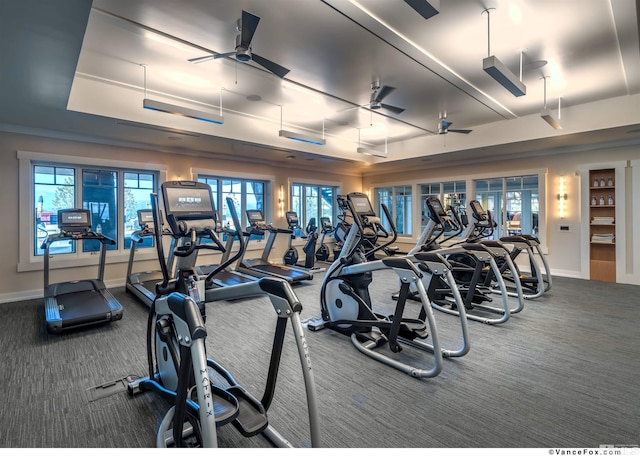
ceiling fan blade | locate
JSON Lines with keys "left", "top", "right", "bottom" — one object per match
{"left": 449, "top": 129, "right": 473, "bottom": 134}
{"left": 404, "top": 0, "right": 439, "bottom": 20}
{"left": 374, "top": 85, "right": 395, "bottom": 102}
{"left": 213, "top": 51, "right": 237, "bottom": 60}
{"left": 380, "top": 103, "right": 405, "bottom": 114}
{"left": 240, "top": 10, "right": 260, "bottom": 48}
{"left": 251, "top": 53, "right": 290, "bottom": 78}
{"left": 188, "top": 54, "right": 216, "bottom": 63}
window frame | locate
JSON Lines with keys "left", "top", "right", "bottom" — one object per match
{"left": 373, "top": 184, "right": 413, "bottom": 237}
{"left": 289, "top": 181, "right": 340, "bottom": 235}
{"left": 18, "top": 150, "right": 166, "bottom": 272}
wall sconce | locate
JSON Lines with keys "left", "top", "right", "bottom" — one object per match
{"left": 278, "top": 185, "right": 284, "bottom": 218}
{"left": 557, "top": 175, "right": 568, "bottom": 219}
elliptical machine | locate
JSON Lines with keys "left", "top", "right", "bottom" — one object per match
{"left": 313, "top": 192, "right": 469, "bottom": 379}
{"left": 460, "top": 200, "right": 552, "bottom": 299}
{"left": 128, "top": 181, "right": 321, "bottom": 448}
{"left": 402, "top": 197, "right": 521, "bottom": 325}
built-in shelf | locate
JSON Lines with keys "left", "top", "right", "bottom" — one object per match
{"left": 589, "top": 169, "right": 616, "bottom": 282}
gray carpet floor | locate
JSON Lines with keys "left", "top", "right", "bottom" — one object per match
{"left": 0, "top": 270, "right": 638, "bottom": 449}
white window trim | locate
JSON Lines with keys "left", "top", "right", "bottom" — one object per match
{"left": 288, "top": 178, "right": 341, "bottom": 240}
{"left": 17, "top": 150, "right": 167, "bottom": 272}
{"left": 191, "top": 167, "right": 276, "bottom": 254}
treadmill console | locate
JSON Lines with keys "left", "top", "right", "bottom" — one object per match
{"left": 58, "top": 209, "right": 92, "bottom": 235}
{"left": 137, "top": 209, "right": 155, "bottom": 230}
{"left": 246, "top": 209, "right": 267, "bottom": 230}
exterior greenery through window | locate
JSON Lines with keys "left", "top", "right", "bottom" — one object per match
{"left": 290, "top": 183, "right": 337, "bottom": 232}
{"left": 374, "top": 185, "right": 412, "bottom": 236}
{"left": 33, "top": 164, "right": 157, "bottom": 256}
{"left": 197, "top": 176, "right": 268, "bottom": 229}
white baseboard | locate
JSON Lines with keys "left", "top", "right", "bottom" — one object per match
{"left": 0, "top": 278, "right": 126, "bottom": 304}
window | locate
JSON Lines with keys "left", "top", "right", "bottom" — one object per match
{"left": 19, "top": 151, "right": 166, "bottom": 272}
{"left": 33, "top": 164, "right": 157, "bottom": 256}
{"left": 374, "top": 185, "right": 412, "bottom": 236}
{"left": 34, "top": 165, "right": 76, "bottom": 256}
{"left": 419, "top": 181, "right": 466, "bottom": 233}
{"left": 198, "top": 176, "right": 268, "bottom": 229}
{"left": 124, "top": 172, "right": 156, "bottom": 250}
{"left": 475, "top": 175, "right": 539, "bottom": 238}
{"left": 290, "top": 183, "right": 338, "bottom": 232}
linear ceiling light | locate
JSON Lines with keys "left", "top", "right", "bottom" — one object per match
{"left": 278, "top": 129, "right": 326, "bottom": 146}
{"left": 483, "top": 56, "right": 526, "bottom": 97}
{"left": 357, "top": 147, "right": 387, "bottom": 158}
{"left": 540, "top": 76, "right": 563, "bottom": 130}
{"left": 356, "top": 129, "right": 387, "bottom": 158}
{"left": 143, "top": 98, "right": 224, "bottom": 124}
{"left": 482, "top": 9, "right": 526, "bottom": 97}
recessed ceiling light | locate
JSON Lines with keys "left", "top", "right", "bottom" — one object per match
{"left": 246, "top": 94, "right": 262, "bottom": 102}
{"left": 286, "top": 155, "right": 296, "bottom": 159}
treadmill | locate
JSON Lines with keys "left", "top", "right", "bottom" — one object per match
{"left": 237, "top": 210, "right": 313, "bottom": 284}
{"left": 126, "top": 209, "right": 175, "bottom": 308}
{"left": 196, "top": 225, "right": 257, "bottom": 288}
{"left": 42, "top": 209, "right": 124, "bottom": 334}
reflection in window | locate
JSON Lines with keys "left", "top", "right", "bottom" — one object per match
{"left": 374, "top": 186, "right": 412, "bottom": 236}
{"left": 34, "top": 166, "right": 76, "bottom": 256}
{"left": 475, "top": 175, "right": 538, "bottom": 239}
{"left": 291, "top": 183, "right": 338, "bottom": 231}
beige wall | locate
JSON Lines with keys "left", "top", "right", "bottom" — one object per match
{"left": 1, "top": 129, "right": 638, "bottom": 303}
{"left": 362, "top": 144, "right": 639, "bottom": 284}
{"left": 0, "top": 131, "right": 362, "bottom": 301}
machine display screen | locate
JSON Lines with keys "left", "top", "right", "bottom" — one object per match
{"left": 138, "top": 209, "right": 154, "bottom": 229}
{"left": 58, "top": 209, "right": 91, "bottom": 228}
{"left": 470, "top": 200, "right": 487, "bottom": 219}
{"left": 349, "top": 194, "right": 374, "bottom": 215}
{"left": 427, "top": 198, "right": 446, "bottom": 217}
{"left": 247, "top": 210, "right": 264, "bottom": 222}
{"left": 164, "top": 186, "right": 215, "bottom": 218}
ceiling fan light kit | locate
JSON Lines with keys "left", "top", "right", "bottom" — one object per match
{"left": 279, "top": 129, "right": 326, "bottom": 146}
{"left": 143, "top": 98, "right": 224, "bottom": 124}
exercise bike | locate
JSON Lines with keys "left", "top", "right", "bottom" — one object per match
{"left": 127, "top": 181, "right": 321, "bottom": 448}
{"left": 284, "top": 213, "right": 323, "bottom": 271}
{"left": 315, "top": 217, "right": 333, "bottom": 262}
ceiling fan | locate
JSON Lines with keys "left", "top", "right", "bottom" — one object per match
{"left": 438, "top": 113, "right": 472, "bottom": 135}
{"left": 188, "top": 10, "right": 290, "bottom": 79}
{"left": 368, "top": 81, "right": 405, "bottom": 114}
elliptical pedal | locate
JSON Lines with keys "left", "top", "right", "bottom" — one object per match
{"left": 227, "top": 386, "right": 269, "bottom": 437}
